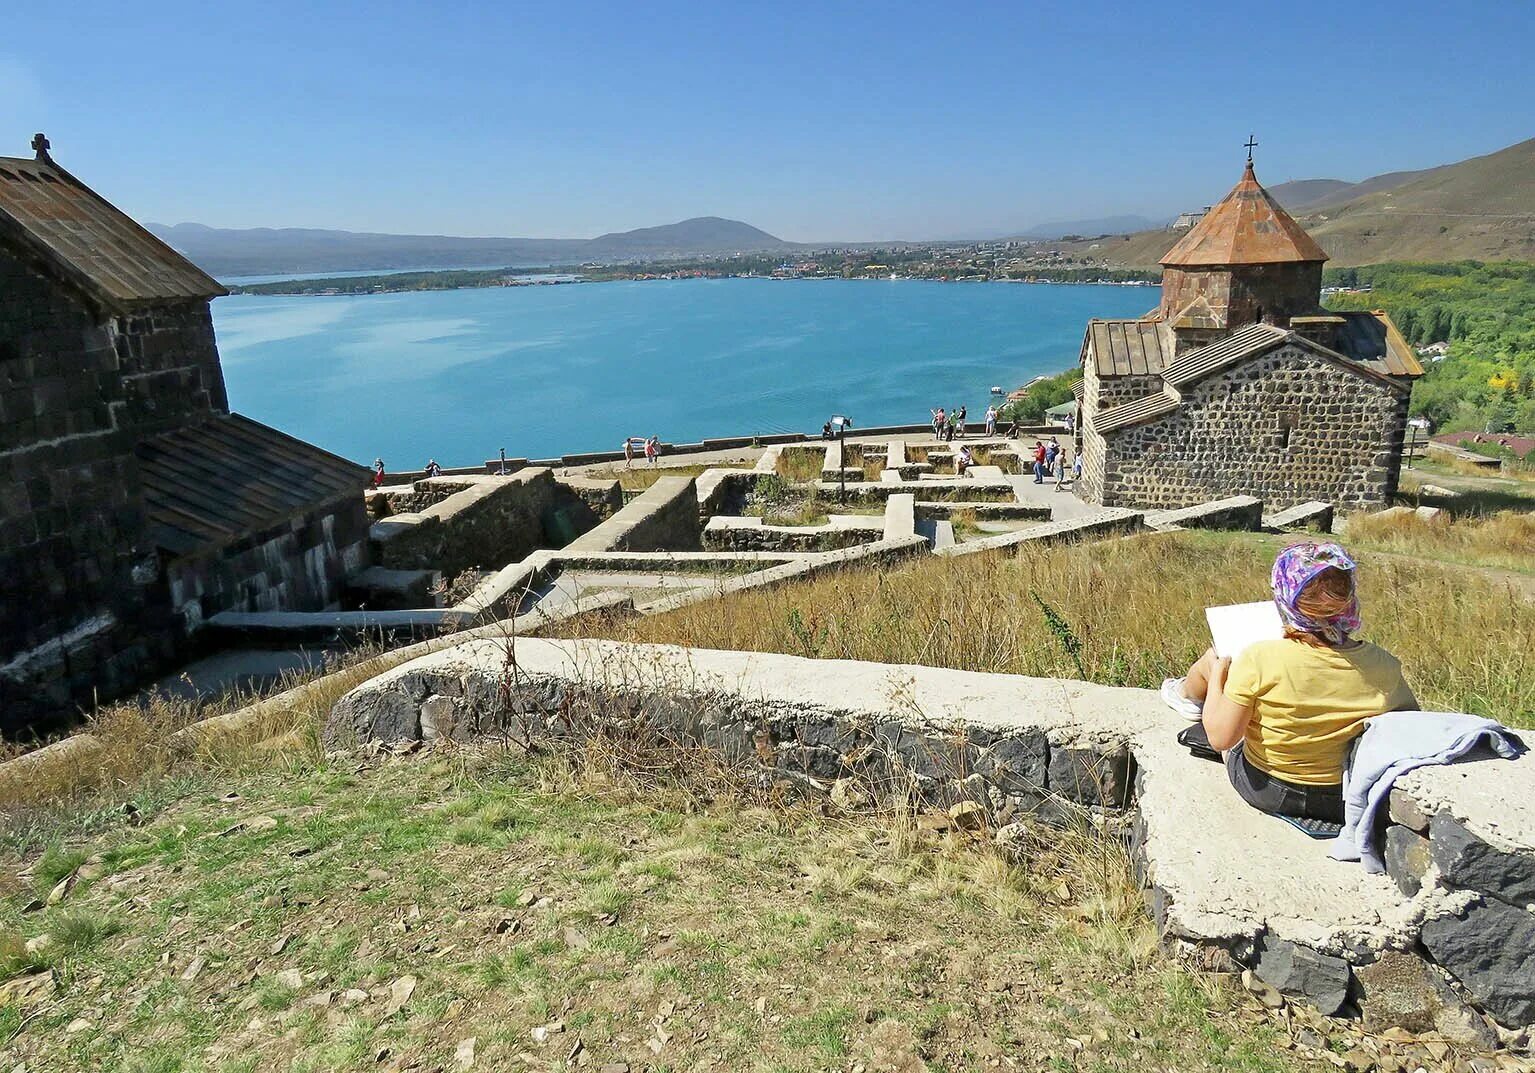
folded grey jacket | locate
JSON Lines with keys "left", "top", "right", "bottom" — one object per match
{"left": 1330, "top": 710, "right": 1524, "bottom": 873}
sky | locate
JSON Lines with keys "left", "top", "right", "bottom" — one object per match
{"left": 3, "top": 1, "right": 1532, "bottom": 242}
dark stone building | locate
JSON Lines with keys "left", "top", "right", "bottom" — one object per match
{"left": 0, "top": 135, "right": 369, "bottom": 733}
{"left": 1076, "top": 159, "right": 1424, "bottom": 511}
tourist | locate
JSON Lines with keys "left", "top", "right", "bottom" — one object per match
{"left": 623, "top": 438, "right": 635, "bottom": 468}
{"left": 955, "top": 405, "right": 967, "bottom": 439}
{"left": 424, "top": 458, "right": 442, "bottom": 479}
{"left": 932, "top": 407, "right": 945, "bottom": 438}
{"left": 956, "top": 443, "right": 973, "bottom": 477}
{"left": 822, "top": 421, "right": 834, "bottom": 441}
{"left": 1072, "top": 453, "right": 1083, "bottom": 484}
{"left": 1031, "top": 441, "right": 1046, "bottom": 483}
{"left": 1164, "top": 543, "right": 1419, "bottom": 823}
{"left": 1053, "top": 449, "right": 1066, "bottom": 490}
{"left": 984, "top": 404, "right": 998, "bottom": 437}
{"left": 645, "top": 436, "right": 659, "bottom": 465}
{"left": 371, "top": 458, "right": 386, "bottom": 489}
{"left": 947, "top": 410, "right": 961, "bottom": 442}
{"left": 1045, "top": 438, "right": 1059, "bottom": 470}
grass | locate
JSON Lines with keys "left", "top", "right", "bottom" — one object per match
{"left": 548, "top": 528, "right": 1535, "bottom": 728}
{"left": 774, "top": 446, "right": 827, "bottom": 483}
{"left": 0, "top": 746, "right": 1312, "bottom": 1072}
{"left": 1345, "top": 509, "right": 1535, "bottom": 575}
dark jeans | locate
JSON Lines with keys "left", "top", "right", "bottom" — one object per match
{"left": 1225, "top": 743, "right": 1344, "bottom": 823}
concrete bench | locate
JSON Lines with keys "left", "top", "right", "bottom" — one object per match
{"left": 1264, "top": 501, "right": 1335, "bottom": 533}
{"left": 1144, "top": 495, "right": 1264, "bottom": 532}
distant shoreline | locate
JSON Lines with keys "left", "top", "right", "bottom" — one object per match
{"left": 225, "top": 270, "right": 1158, "bottom": 298}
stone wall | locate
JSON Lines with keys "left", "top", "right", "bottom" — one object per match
{"left": 108, "top": 303, "right": 228, "bottom": 434}
{"left": 1095, "top": 345, "right": 1409, "bottom": 511}
{"left": 166, "top": 491, "right": 370, "bottom": 632}
{"left": 0, "top": 250, "right": 168, "bottom": 730}
{"left": 372, "top": 469, "right": 566, "bottom": 575}
{"left": 1159, "top": 262, "right": 1323, "bottom": 345}
{"left": 565, "top": 477, "right": 703, "bottom": 553}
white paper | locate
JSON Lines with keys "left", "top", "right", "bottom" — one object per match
{"left": 1205, "top": 601, "right": 1284, "bottom": 660}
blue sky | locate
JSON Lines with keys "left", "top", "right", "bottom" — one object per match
{"left": 3, "top": 1, "right": 1531, "bottom": 241}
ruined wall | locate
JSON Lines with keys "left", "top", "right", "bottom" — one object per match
{"left": 372, "top": 469, "right": 565, "bottom": 575}
{"left": 167, "top": 492, "right": 371, "bottom": 632}
{"left": 1097, "top": 345, "right": 1409, "bottom": 511}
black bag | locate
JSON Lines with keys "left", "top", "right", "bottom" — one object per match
{"left": 1177, "top": 721, "right": 1222, "bottom": 763}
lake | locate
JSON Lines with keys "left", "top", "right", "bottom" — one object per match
{"left": 211, "top": 278, "right": 1154, "bottom": 468}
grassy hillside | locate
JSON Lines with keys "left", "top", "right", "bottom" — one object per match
{"left": 1049, "top": 138, "right": 1535, "bottom": 268}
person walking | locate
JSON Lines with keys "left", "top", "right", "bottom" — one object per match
{"left": 1053, "top": 448, "right": 1067, "bottom": 490}
{"left": 645, "top": 436, "right": 659, "bottom": 466}
{"left": 932, "top": 407, "right": 946, "bottom": 439}
{"left": 984, "top": 404, "right": 998, "bottom": 437}
{"left": 1032, "top": 440, "right": 1046, "bottom": 483}
{"left": 955, "top": 405, "right": 967, "bottom": 439}
{"left": 424, "top": 458, "right": 442, "bottom": 479}
{"left": 371, "top": 458, "right": 386, "bottom": 489}
{"left": 947, "top": 410, "right": 960, "bottom": 442}
{"left": 1044, "top": 439, "right": 1058, "bottom": 472}
{"left": 1073, "top": 452, "right": 1083, "bottom": 485}
{"left": 623, "top": 438, "right": 636, "bottom": 469}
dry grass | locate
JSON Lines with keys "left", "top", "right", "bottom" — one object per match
{"left": 581, "top": 462, "right": 726, "bottom": 493}
{"left": 0, "top": 744, "right": 1311, "bottom": 1073}
{"left": 1345, "top": 510, "right": 1535, "bottom": 574}
{"left": 774, "top": 445, "right": 827, "bottom": 482}
{"left": 547, "top": 529, "right": 1535, "bottom": 728}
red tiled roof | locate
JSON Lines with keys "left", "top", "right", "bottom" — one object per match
{"left": 1162, "top": 162, "right": 1329, "bottom": 268}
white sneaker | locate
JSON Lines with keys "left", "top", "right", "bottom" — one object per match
{"left": 1160, "top": 677, "right": 1203, "bottom": 720}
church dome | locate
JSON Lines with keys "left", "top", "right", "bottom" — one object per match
{"left": 1161, "top": 161, "right": 1329, "bottom": 267}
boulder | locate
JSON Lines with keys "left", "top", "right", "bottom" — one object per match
{"left": 1430, "top": 812, "right": 1535, "bottom": 908}
{"left": 1252, "top": 935, "right": 1352, "bottom": 1017}
{"left": 1420, "top": 899, "right": 1535, "bottom": 1028}
{"left": 1046, "top": 744, "right": 1133, "bottom": 807}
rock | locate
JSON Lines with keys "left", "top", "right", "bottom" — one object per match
{"left": 993, "top": 823, "right": 1027, "bottom": 860}
{"left": 1252, "top": 936, "right": 1352, "bottom": 1016}
{"left": 530, "top": 1020, "right": 565, "bottom": 1044}
{"left": 454, "top": 1036, "right": 476, "bottom": 1069}
{"left": 23, "top": 934, "right": 51, "bottom": 957}
{"left": 1420, "top": 484, "right": 1458, "bottom": 499}
{"left": 180, "top": 955, "right": 207, "bottom": 982}
{"left": 1356, "top": 951, "right": 1443, "bottom": 1033}
{"left": 340, "top": 988, "right": 369, "bottom": 1006}
{"left": 274, "top": 968, "right": 304, "bottom": 990}
{"left": 1430, "top": 813, "right": 1535, "bottom": 908}
{"left": 829, "top": 778, "right": 871, "bottom": 813}
{"left": 0, "top": 971, "right": 54, "bottom": 1006}
{"left": 947, "top": 800, "right": 987, "bottom": 832}
{"left": 420, "top": 695, "right": 457, "bottom": 741}
{"left": 65, "top": 1017, "right": 92, "bottom": 1034}
{"left": 1388, "top": 790, "right": 1432, "bottom": 832}
{"left": 973, "top": 730, "right": 1049, "bottom": 797}
{"left": 1414, "top": 505, "right": 1443, "bottom": 521}
{"left": 1241, "top": 969, "right": 1285, "bottom": 1009}
{"left": 383, "top": 974, "right": 417, "bottom": 1018}
{"left": 1384, "top": 826, "right": 1432, "bottom": 898}
{"left": 1046, "top": 744, "right": 1133, "bottom": 807}
{"left": 1421, "top": 899, "right": 1535, "bottom": 1027}
{"left": 45, "top": 873, "right": 76, "bottom": 906}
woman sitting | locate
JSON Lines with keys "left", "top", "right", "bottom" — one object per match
{"left": 955, "top": 444, "right": 974, "bottom": 476}
{"left": 1170, "top": 542, "right": 1418, "bottom": 822}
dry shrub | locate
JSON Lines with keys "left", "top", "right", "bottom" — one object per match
{"left": 1344, "top": 509, "right": 1535, "bottom": 573}
{"left": 546, "top": 530, "right": 1535, "bottom": 727}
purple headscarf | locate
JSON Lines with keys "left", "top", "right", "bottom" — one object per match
{"left": 1271, "top": 541, "right": 1361, "bottom": 646}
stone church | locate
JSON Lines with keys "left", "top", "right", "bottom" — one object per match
{"left": 0, "top": 135, "right": 370, "bottom": 732}
{"left": 1074, "top": 158, "right": 1422, "bottom": 511}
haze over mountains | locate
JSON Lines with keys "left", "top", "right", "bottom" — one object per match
{"left": 150, "top": 137, "right": 1535, "bottom": 277}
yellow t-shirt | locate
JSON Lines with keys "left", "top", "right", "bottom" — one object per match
{"left": 1222, "top": 638, "right": 1416, "bottom": 786}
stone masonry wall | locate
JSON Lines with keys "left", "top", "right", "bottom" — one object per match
{"left": 167, "top": 491, "right": 371, "bottom": 633}
{"left": 108, "top": 302, "right": 227, "bottom": 435}
{"left": 1159, "top": 262, "right": 1323, "bottom": 343}
{"left": 1098, "top": 345, "right": 1409, "bottom": 511}
{"left": 373, "top": 470, "right": 563, "bottom": 576}
{"left": 0, "top": 249, "right": 168, "bottom": 730}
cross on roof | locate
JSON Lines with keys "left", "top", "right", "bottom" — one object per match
{"left": 1245, "top": 134, "right": 1258, "bottom": 164}
{"left": 31, "top": 132, "right": 52, "bottom": 163}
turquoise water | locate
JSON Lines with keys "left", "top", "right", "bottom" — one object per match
{"left": 211, "top": 278, "right": 1153, "bottom": 467}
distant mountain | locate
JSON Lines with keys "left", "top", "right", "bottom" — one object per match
{"left": 1013, "top": 214, "right": 1163, "bottom": 240}
{"left": 1044, "top": 137, "right": 1535, "bottom": 268}
{"left": 590, "top": 216, "right": 789, "bottom": 255}
{"left": 147, "top": 216, "right": 792, "bottom": 277}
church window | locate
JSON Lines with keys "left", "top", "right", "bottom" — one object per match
{"left": 1278, "top": 411, "right": 1299, "bottom": 449}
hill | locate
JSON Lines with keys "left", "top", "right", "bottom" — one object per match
{"left": 148, "top": 217, "right": 792, "bottom": 277}
{"left": 1048, "top": 137, "right": 1535, "bottom": 268}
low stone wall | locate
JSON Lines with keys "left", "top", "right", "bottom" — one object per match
{"left": 1264, "top": 500, "right": 1335, "bottom": 533}
{"left": 564, "top": 476, "right": 702, "bottom": 553}
{"left": 371, "top": 469, "right": 567, "bottom": 575}
{"left": 935, "top": 507, "right": 1145, "bottom": 557}
{"left": 325, "top": 638, "right": 1535, "bottom": 1036}
{"left": 703, "top": 516, "right": 883, "bottom": 552}
{"left": 1144, "top": 495, "right": 1263, "bottom": 532}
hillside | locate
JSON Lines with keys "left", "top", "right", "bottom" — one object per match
{"left": 148, "top": 217, "right": 791, "bottom": 276}
{"left": 1050, "top": 137, "right": 1535, "bottom": 268}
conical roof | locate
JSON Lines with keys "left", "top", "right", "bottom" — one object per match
{"left": 1161, "top": 162, "right": 1329, "bottom": 267}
